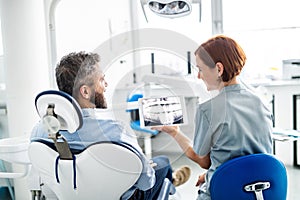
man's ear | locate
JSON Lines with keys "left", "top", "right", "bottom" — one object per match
{"left": 216, "top": 62, "right": 224, "bottom": 77}
{"left": 79, "top": 85, "right": 90, "bottom": 100}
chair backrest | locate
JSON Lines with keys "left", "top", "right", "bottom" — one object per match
{"left": 28, "top": 141, "right": 143, "bottom": 200}
{"left": 31, "top": 90, "right": 143, "bottom": 199}
{"left": 210, "top": 153, "right": 287, "bottom": 200}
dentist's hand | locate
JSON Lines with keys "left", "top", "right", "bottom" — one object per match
{"left": 151, "top": 125, "right": 179, "bottom": 137}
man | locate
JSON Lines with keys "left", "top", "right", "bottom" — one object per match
{"left": 31, "top": 51, "right": 191, "bottom": 199}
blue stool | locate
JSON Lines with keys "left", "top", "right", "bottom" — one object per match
{"left": 210, "top": 153, "right": 287, "bottom": 200}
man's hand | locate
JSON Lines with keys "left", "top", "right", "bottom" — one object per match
{"left": 195, "top": 173, "right": 206, "bottom": 187}
{"left": 149, "top": 159, "right": 157, "bottom": 168}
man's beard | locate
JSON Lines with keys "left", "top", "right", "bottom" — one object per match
{"left": 91, "top": 91, "right": 107, "bottom": 109}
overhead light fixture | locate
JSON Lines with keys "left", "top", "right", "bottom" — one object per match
{"left": 148, "top": 0, "right": 192, "bottom": 17}
{"left": 140, "top": 0, "right": 201, "bottom": 22}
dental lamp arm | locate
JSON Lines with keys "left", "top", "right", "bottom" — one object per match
{"left": 140, "top": 0, "right": 149, "bottom": 22}
{"left": 198, "top": 0, "right": 202, "bottom": 22}
{"left": 192, "top": 0, "right": 202, "bottom": 22}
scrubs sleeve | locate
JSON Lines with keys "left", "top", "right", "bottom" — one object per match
{"left": 193, "top": 105, "right": 212, "bottom": 156}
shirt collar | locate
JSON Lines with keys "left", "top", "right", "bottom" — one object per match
{"left": 220, "top": 84, "right": 244, "bottom": 94}
{"left": 81, "top": 108, "right": 96, "bottom": 118}
{"left": 81, "top": 108, "right": 116, "bottom": 120}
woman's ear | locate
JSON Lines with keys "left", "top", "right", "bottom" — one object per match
{"left": 216, "top": 62, "right": 224, "bottom": 77}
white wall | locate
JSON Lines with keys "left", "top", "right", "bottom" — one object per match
{"left": 0, "top": 0, "right": 50, "bottom": 199}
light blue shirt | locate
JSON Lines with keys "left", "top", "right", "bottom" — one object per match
{"left": 31, "top": 108, "right": 155, "bottom": 200}
{"left": 193, "top": 84, "right": 273, "bottom": 200}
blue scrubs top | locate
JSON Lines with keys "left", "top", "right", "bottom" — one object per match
{"left": 31, "top": 108, "right": 155, "bottom": 200}
{"left": 193, "top": 84, "right": 273, "bottom": 200}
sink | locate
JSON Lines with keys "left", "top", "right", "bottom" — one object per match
{"left": 0, "top": 135, "right": 30, "bottom": 164}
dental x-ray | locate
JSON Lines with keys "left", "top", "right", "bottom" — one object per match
{"left": 138, "top": 96, "right": 188, "bottom": 128}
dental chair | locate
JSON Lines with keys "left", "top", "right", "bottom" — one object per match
{"left": 29, "top": 90, "right": 175, "bottom": 200}
{"left": 209, "top": 153, "right": 288, "bottom": 200}
{"left": 126, "top": 94, "right": 159, "bottom": 158}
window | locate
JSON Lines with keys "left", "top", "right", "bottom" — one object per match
{"left": 129, "top": 0, "right": 212, "bottom": 82}
{"left": 55, "top": 0, "right": 132, "bottom": 102}
{"left": 54, "top": 0, "right": 213, "bottom": 103}
{"left": 223, "top": 0, "right": 300, "bottom": 80}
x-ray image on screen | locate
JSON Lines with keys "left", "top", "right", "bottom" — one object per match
{"left": 138, "top": 96, "right": 187, "bottom": 128}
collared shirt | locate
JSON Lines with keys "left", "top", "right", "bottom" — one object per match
{"left": 30, "top": 108, "right": 155, "bottom": 200}
{"left": 193, "top": 84, "right": 273, "bottom": 199}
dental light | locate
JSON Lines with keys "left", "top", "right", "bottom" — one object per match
{"left": 140, "top": 0, "right": 201, "bottom": 21}
{"left": 148, "top": 0, "right": 191, "bottom": 17}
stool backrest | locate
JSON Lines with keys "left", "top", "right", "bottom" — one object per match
{"left": 210, "top": 153, "right": 287, "bottom": 200}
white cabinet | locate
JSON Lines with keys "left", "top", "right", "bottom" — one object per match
{"left": 261, "top": 80, "right": 300, "bottom": 166}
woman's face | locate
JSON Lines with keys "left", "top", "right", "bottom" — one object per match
{"left": 195, "top": 55, "right": 220, "bottom": 91}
